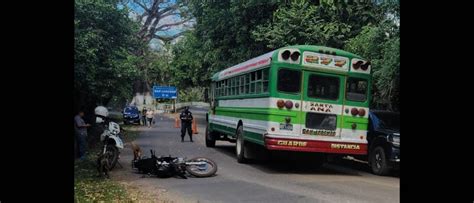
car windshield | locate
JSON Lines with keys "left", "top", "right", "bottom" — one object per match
{"left": 125, "top": 107, "right": 138, "bottom": 114}
{"left": 373, "top": 112, "right": 399, "bottom": 131}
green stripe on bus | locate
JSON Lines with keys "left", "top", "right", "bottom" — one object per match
{"left": 212, "top": 107, "right": 368, "bottom": 130}
{"left": 209, "top": 123, "right": 264, "bottom": 145}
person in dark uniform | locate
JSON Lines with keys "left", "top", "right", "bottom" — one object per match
{"left": 141, "top": 108, "right": 147, "bottom": 126}
{"left": 180, "top": 106, "right": 193, "bottom": 142}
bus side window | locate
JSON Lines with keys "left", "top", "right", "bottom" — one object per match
{"left": 240, "top": 76, "right": 244, "bottom": 94}
{"left": 245, "top": 74, "right": 250, "bottom": 94}
{"left": 277, "top": 68, "right": 301, "bottom": 93}
{"left": 263, "top": 68, "right": 269, "bottom": 93}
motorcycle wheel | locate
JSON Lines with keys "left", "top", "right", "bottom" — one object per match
{"left": 106, "top": 145, "right": 119, "bottom": 170}
{"left": 185, "top": 157, "right": 218, "bottom": 177}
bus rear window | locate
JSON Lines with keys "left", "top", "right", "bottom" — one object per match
{"left": 307, "top": 74, "right": 339, "bottom": 100}
{"left": 277, "top": 69, "right": 301, "bottom": 93}
{"left": 306, "top": 113, "right": 337, "bottom": 130}
{"left": 346, "top": 77, "right": 368, "bottom": 102}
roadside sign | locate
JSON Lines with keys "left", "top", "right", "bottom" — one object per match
{"left": 153, "top": 86, "right": 177, "bottom": 99}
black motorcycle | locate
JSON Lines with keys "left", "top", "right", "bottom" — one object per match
{"left": 132, "top": 150, "right": 217, "bottom": 178}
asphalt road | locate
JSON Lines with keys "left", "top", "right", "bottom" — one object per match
{"left": 111, "top": 107, "right": 399, "bottom": 203}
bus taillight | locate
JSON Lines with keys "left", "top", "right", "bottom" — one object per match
{"left": 351, "top": 108, "right": 359, "bottom": 116}
{"left": 358, "top": 108, "right": 366, "bottom": 117}
{"left": 277, "top": 100, "right": 285, "bottom": 108}
{"left": 285, "top": 100, "right": 293, "bottom": 109}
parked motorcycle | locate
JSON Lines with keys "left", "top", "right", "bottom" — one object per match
{"left": 95, "top": 106, "right": 124, "bottom": 170}
{"left": 132, "top": 149, "right": 217, "bottom": 178}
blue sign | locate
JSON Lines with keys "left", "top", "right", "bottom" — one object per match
{"left": 153, "top": 86, "right": 177, "bottom": 99}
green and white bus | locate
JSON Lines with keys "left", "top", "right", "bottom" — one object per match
{"left": 206, "top": 45, "right": 371, "bottom": 163}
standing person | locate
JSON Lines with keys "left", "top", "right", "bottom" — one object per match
{"left": 74, "top": 110, "right": 91, "bottom": 160}
{"left": 146, "top": 109, "right": 154, "bottom": 128}
{"left": 142, "top": 108, "right": 147, "bottom": 126}
{"left": 179, "top": 106, "right": 193, "bottom": 142}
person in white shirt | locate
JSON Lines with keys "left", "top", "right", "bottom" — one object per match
{"left": 146, "top": 109, "right": 154, "bottom": 128}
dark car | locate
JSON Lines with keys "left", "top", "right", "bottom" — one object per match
{"left": 367, "top": 110, "right": 400, "bottom": 175}
{"left": 122, "top": 106, "right": 141, "bottom": 125}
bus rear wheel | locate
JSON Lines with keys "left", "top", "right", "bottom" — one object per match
{"left": 205, "top": 125, "right": 216, "bottom": 148}
{"left": 236, "top": 125, "right": 248, "bottom": 163}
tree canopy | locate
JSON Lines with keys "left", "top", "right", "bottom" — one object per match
{"left": 74, "top": 0, "right": 400, "bottom": 111}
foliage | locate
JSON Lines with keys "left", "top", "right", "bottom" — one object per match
{"left": 75, "top": 0, "right": 400, "bottom": 111}
{"left": 75, "top": 0, "right": 145, "bottom": 109}
{"left": 252, "top": 0, "right": 382, "bottom": 49}
{"left": 170, "top": 1, "right": 279, "bottom": 87}
{"left": 345, "top": 1, "right": 399, "bottom": 110}
{"left": 178, "top": 87, "right": 206, "bottom": 102}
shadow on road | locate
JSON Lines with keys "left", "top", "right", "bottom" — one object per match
{"left": 213, "top": 145, "right": 365, "bottom": 176}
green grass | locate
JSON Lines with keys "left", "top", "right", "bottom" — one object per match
{"left": 74, "top": 150, "right": 133, "bottom": 202}
{"left": 74, "top": 126, "right": 147, "bottom": 202}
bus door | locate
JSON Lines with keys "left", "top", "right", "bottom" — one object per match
{"left": 340, "top": 75, "right": 371, "bottom": 141}
{"left": 301, "top": 70, "right": 345, "bottom": 139}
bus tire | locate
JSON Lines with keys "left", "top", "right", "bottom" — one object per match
{"left": 236, "top": 125, "right": 248, "bottom": 163}
{"left": 205, "top": 125, "right": 216, "bottom": 148}
{"left": 370, "top": 146, "right": 391, "bottom": 176}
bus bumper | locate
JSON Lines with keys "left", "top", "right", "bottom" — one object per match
{"left": 264, "top": 136, "right": 367, "bottom": 155}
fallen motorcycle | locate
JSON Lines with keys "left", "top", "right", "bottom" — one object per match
{"left": 132, "top": 149, "right": 217, "bottom": 178}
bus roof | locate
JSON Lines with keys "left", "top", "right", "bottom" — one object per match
{"left": 212, "top": 45, "right": 365, "bottom": 81}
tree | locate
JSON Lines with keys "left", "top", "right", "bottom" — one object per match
{"left": 169, "top": 1, "right": 278, "bottom": 89}
{"left": 126, "top": 0, "right": 193, "bottom": 44}
{"left": 345, "top": 1, "right": 399, "bottom": 111}
{"left": 252, "top": 0, "right": 382, "bottom": 49}
{"left": 75, "top": 0, "right": 144, "bottom": 111}
{"left": 119, "top": 0, "right": 193, "bottom": 96}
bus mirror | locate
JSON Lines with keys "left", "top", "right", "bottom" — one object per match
{"left": 281, "top": 50, "right": 291, "bottom": 60}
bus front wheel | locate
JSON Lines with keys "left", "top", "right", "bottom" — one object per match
{"left": 236, "top": 125, "right": 248, "bottom": 163}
